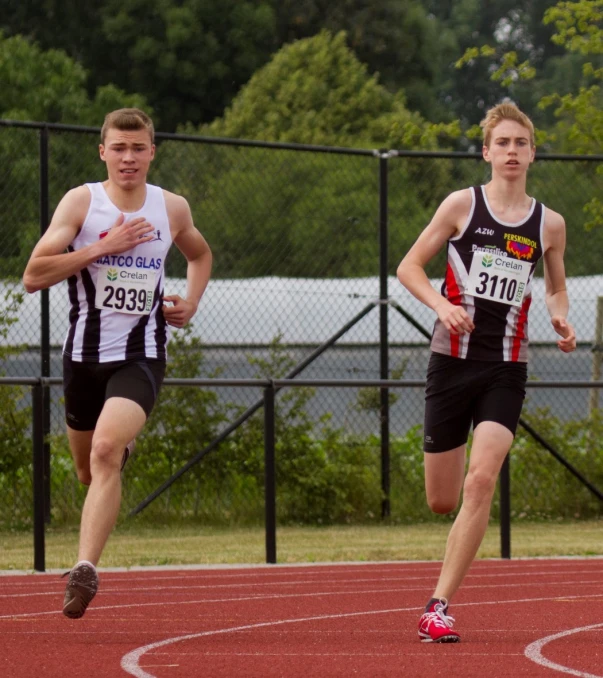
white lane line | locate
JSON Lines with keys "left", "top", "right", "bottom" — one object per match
{"left": 2, "top": 586, "right": 603, "bottom": 621}
{"left": 0, "top": 628, "right": 578, "bottom": 637}
{"left": 0, "top": 588, "right": 423, "bottom": 619}
{"left": 1, "top": 558, "right": 601, "bottom": 587}
{"left": 1, "top": 570, "right": 603, "bottom": 601}
{"left": 524, "top": 624, "right": 603, "bottom": 678}
{"left": 120, "top": 595, "right": 603, "bottom": 678}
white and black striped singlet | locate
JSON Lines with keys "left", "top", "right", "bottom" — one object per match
{"left": 63, "top": 182, "right": 173, "bottom": 363}
{"left": 431, "top": 185, "right": 545, "bottom": 362}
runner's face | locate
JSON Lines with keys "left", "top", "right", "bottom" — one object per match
{"left": 483, "top": 120, "right": 535, "bottom": 179}
{"left": 99, "top": 128, "right": 155, "bottom": 189}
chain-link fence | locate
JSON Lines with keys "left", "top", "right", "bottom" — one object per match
{"left": 1, "top": 120, "right": 602, "bottom": 538}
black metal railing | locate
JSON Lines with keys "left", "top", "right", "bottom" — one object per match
{"left": 4, "top": 376, "right": 603, "bottom": 572}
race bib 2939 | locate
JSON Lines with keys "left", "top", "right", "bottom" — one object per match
{"left": 94, "top": 265, "right": 155, "bottom": 315}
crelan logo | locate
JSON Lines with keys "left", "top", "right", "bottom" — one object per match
{"left": 106, "top": 268, "right": 118, "bottom": 281}
{"left": 481, "top": 254, "right": 493, "bottom": 268}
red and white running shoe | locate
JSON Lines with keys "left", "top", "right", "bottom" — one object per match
{"left": 418, "top": 598, "right": 460, "bottom": 643}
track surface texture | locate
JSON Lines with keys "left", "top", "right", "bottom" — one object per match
{"left": 1, "top": 558, "right": 602, "bottom": 677}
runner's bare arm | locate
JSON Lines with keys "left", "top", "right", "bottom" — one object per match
{"left": 542, "top": 208, "right": 576, "bottom": 353}
{"left": 397, "top": 189, "right": 475, "bottom": 335}
{"left": 163, "top": 193, "right": 212, "bottom": 328}
{"left": 23, "top": 186, "right": 155, "bottom": 293}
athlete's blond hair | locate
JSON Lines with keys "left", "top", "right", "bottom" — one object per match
{"left": 480, "top": 103, "right": 535, "bottom": 148}
{"left": 101, "top": 108, "right": 155, "bottom": 144}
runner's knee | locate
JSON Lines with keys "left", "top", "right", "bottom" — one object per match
{"left": 427, "top": 493, "right": 459, "bottom": 515}
{"left": 463, "top": 468, "right": 497, "bottom": 506}
{"left": 90, "top": 437, "right": 123, "bottom": 471}
{"left": 74, "top": 466, "right": 92, "bottom": 486}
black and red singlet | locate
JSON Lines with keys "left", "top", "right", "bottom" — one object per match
{"left": 431, "top": 185, "right": 544, "bottom": 362}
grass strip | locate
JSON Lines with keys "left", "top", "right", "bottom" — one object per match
{"left": 0, "top": 520, "right": 601, "bottom": 571}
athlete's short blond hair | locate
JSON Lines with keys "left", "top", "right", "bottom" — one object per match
{"left": 100, "top": 108, "right": 155, "bottom": 145}
{"left": 480, "top": 103, "right": 535, "bottom": 148}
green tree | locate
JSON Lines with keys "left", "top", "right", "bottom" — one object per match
{"left": 456, "top": 0, "right": 602, "bottom": 234}
{"left": 541, "top": 0, "right": 603, "bottom": 230}
{"left": 0, "top": 1, "right": 103, "bottom": 65}
{"left": 539, "top": 0, "right": 603, "bottom": 154}
{"left": 205, "top": 30, "right": 392, "bottom": 145}
{"left": 0, "top": 32, "right": 147, "bottom": 124}
{"left": 0, "top": 32, "right": 147, "bottom": 272}
{"left": 456, "top": 1, "right": 601, "bottom": 150}
{"left": 95, "top": 0, "right": 276, "bottom": 131}
{"left": 428, "top": 0, "right": 569, "bottom": 130}
{"left": 204, "top": 30, "right": 459, "bottom": 148}
{"left": 272, "top": 0, "right": 451, "bottom": 118}
{"left": 0, "top": 0, "right": 277, "bottom": 131}
{"left": 0, "top": 0, "right": 456, "bottom": 130}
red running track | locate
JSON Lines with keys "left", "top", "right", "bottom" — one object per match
{"left": 0, "top": 558, "right": 602, "bottom": 677}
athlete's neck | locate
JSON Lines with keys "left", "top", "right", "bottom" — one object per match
{"left": 484, "top": 180, "right": 531, "bottom": 218}
{"left": 102, "top": 181, "right": 147, "bottom": 213}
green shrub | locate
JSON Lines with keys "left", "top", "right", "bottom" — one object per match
{"left": 5, "top": 329, "right": 603, "bottom": 529}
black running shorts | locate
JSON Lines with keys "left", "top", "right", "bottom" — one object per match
{"left": 63, "top": 356, "right": 166, "bottom": 431}
{"left": 423, "top": 352, "right": 527, "bottom": 453}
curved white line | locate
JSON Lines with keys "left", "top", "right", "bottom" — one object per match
{"left": 121, "top": 606, "right": 410, "bottom": 677}
{"left": 121, "top": 597, "right": 603, "bottom": 678}
{"left": 524, "top": 623, "right": 603, "bottom": 678}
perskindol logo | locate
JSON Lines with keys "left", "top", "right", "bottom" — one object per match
{"left": 482, "top": 254, "right": 493, "bottom": 267}
{"left": 504, "top": 233, "right": 537, "bottom": 260}
{"left": 107, "top": 268, "right": 118, "bottom": 281}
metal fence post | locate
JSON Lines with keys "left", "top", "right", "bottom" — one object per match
{"left": 39, "top": 126, "right": 51, "bottom": 524}
{"left": 379, "top": 151, "right": 390, "bottom": 518}
{"left": 499, "top": 454, "right": 511, "bottom": 559}
{"left": 264, "top": 382, "right": 277, "bottom": 564}
{"left": 32, "top": 382, "right": 46, "bottom": 572}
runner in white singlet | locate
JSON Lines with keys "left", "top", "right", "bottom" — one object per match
{"left": 23, "top": 108, "right": 212, "bottom": 619}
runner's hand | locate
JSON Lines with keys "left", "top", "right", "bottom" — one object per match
{"left": 434, "top": 299, "right": 475, "bottom": 335}
{"left": 162, "top": 295, "right": 197, "bottom": 328}
{"left": 99, "top": 214, "right": 155, "bottom": 254}
{"left": 551, "top": 316, "right": 576, "bottom": 353}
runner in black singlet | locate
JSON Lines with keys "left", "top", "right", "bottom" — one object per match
{"left": 397, "top": 103, "right": 576, "bottom": 643}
